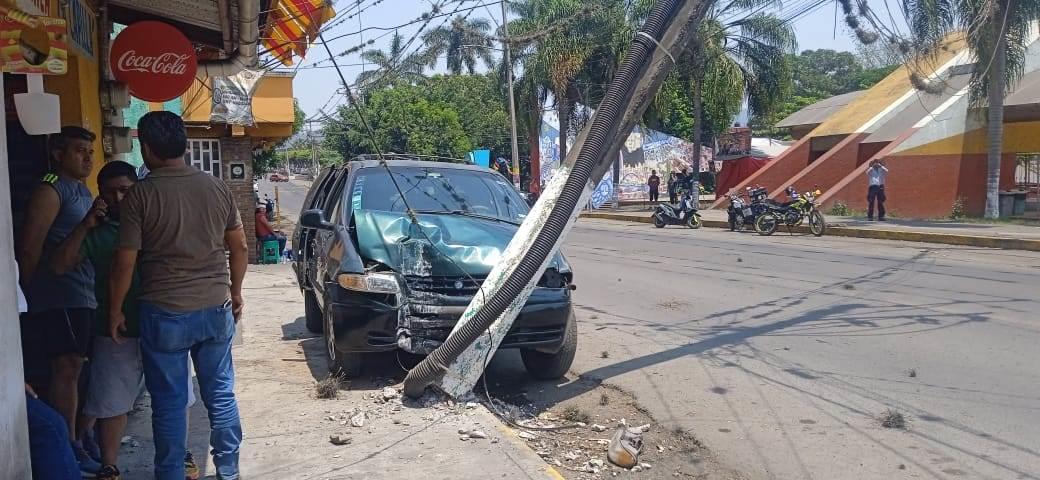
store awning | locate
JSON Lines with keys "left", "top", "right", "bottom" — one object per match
{"left": 263, "top": 0, "right": 336, "bottom": 66}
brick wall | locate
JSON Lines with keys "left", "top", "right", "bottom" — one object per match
{"left": 821, "top": 153, "right": 1018, "bottom": 218}
{"left": 770, "top": 133, "right": 869, "bottom": 200}
{"left": 218, "top": 137, "right": 258, "bottom": 263}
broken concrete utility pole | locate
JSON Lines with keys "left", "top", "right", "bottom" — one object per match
{"left": 403, "top": 0, "right": 709, "bottom": 399}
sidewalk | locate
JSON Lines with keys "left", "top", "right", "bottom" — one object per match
{"left": 583, "top": 206, "right": 1040, "bottom": 251}
{"left": 118, "top": 264, "right": 561, "bottom": 479}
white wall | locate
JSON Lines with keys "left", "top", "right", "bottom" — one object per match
{"left": 0, "top": 81, "right": 32, "bottom": 479}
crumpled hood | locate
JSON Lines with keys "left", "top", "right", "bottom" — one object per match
{"left": 354, "top": 210, "right": 568, "bottom": 277}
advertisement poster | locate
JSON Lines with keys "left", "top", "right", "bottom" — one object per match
{"left": 716, "top": 126, "right": 753, "bottom": 160}
{"left": 0, "top": 15, "right": 68, "bottom": 75}
{"left": 211, "top": 68, "right": 263, "bottom": 126}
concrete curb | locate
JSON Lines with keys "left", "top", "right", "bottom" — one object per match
{"left": 581, "top": 212, "right": 1040, "bottom": 252}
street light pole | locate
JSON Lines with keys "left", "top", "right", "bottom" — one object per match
{"left": 500, "top": 1, "right": 521, "bottom": 189}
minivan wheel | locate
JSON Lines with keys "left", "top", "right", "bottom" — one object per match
{"left": 324, "top": 300, "right": 362, "bottom": 378}
{"left": 304, "top": 290, "right": 322, "bottom": 334}
{"left": 521, "top": 310, "right": 577, "bottom": 380}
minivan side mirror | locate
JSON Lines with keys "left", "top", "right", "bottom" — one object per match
{"left": 300, "top": 209, "right": 334, "bottom": 230}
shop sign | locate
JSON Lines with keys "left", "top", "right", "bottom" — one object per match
{"left": 63, "top": 0, "right": 95, "bottom": 59}
{"left": 211, "top": 68, "right": 262, "bottom": 126}
{"left": 0, "top": 15, "right": 68, "bottom": 75}
{"left": 109, "top": 21, "right": 197, "bottom": 102}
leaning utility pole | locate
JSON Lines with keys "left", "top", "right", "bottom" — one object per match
{"left": 501, "top": 1, "right": 521, "bottom": 189}
{"left": 404, "top": 0, "right": 707, "bottom": 399}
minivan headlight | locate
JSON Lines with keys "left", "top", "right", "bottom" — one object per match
{"left": 337, "top": 272, "right": 401, "bottom": 294}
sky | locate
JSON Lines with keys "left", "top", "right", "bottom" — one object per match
{"left": 285, "top": 0, "right": 886, "bottom": 119}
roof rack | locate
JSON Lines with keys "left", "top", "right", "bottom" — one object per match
{"left": 351, "top": 153, "right": 466, "bottom": 163}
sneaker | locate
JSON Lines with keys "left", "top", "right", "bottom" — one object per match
{"left": 96, "top": 464, "right": 120, "bottom": 480}
{"left": 74, "top": 444, "right": 102, "bottom": 478}
{"left": 184, "top": 451, "right": 201, "bottom": 480}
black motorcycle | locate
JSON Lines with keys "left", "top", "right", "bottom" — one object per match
{"left": 727, "top": 186, "right": 770, "bottom": 231}
{"left": 755, "top": 187, "right": 826, "bottom": 237}
{"left": 653, "top": 189, "right": 702, "bottom": 229}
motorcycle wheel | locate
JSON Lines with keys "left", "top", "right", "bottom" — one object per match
{"left": 755, "top": 213, "right": 779, "bottom": 236}
{"left": 686, "top": 214, "right": 702, "bottom": 229}
{"left": 809, "top": 210, "right": 826, "bottom": 236}
{"left": 653, "top": 214, "right": 667, "bottom": 228}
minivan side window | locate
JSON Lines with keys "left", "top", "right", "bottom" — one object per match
{"left": 310, "top": 168, "right": 341, "bottom": 217}
{"left": 303, "top": 168, "right": 333, "bottom": 214}
{"left": 323, "top": 170, "right": 349, "bottom": 223}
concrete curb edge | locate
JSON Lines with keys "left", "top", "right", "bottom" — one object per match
{"left": 580, "top": 213, "right": 1040, "bottom": 252}
{"left": 488, "top": 411, "right": 567, "bottom": 479}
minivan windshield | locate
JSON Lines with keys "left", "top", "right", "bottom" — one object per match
{"left": 349, "top": 166, "right": 529, "bottom": 224}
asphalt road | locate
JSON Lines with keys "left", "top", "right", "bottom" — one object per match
{"left": 265, "top": 175, "right": 1039, "bottom": 478}
{"left": 549, "top": 219, "right": 1040, "bottom": 480}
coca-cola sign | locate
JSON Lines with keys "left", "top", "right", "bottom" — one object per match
{"left": 110, "top": 21, "right": 197, "bottom": 102}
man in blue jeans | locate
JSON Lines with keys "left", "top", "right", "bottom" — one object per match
{"left": 109, "top": 111, "right": 249, "bottom": 480}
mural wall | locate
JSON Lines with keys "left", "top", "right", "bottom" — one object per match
{"left": 539, "top": 112, "right": 711, "bottom": 204}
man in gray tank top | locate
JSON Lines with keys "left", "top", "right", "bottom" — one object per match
{"left": 17, "top": 126, "right": 105, "bottom": 476}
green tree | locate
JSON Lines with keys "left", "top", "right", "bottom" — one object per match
{"left": 323, "top": 85, "right": 472, "bottom": 159}
{"left": 355, "top": 32, "right": 427, "bottom": 91}
{"left": 424, "top": 74, "right": 512, "bottom": 156}
{"left": 790, "top": 49, "right": 863, "bottom": 97}
{"left": 899, "top": 0, "right": 1037, "bottom": 218}
{"left": 508, "top": 0, "right": 631, "bottom": 160}
{"left": 421, "top": 16, "right": 496, "bottom": 75}
{"left": 661, "top": 2, "right": 796, "bottom": 165}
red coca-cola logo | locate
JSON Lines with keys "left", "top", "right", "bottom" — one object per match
{"left": 110, "top": 21, "right": 197, "bottom": 102}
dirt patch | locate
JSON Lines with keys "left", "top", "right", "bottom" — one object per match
{"left": 488, "top": 379, "right": 743, "bottom": 479}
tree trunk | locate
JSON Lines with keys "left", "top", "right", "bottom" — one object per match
{"left": 558, "top": 93, "right": 570, "bottom": 161}
{"left": 692, "top": 74, "right": 704, "bottom": 172}
{"left": 985, "top": 9, "right": 1007, "bottom": 219}
{"left": 528, "top": 111, "right": 541, "bottom": 193}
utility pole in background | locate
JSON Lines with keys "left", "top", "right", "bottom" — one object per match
{"left": 305, "top": 120, "right": 320, "bottom": 177}
{"left": 500, "top": 1, "right": 521, "bottom": 189}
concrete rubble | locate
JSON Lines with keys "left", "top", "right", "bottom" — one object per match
{"left": 114, "top": 264, "right": 562, "bottom": 479}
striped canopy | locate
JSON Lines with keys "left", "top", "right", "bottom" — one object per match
{"left": 263, "top": 0, "right": 335, "bottom": 66}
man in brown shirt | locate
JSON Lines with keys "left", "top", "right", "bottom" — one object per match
{"left": 109, "top": 111, "right": 248, "bottom": 480}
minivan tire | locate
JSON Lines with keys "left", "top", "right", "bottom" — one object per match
{"left": 304, "top": 290, "right": 322, "bottom": 334}
{"left": 521, "top": 310, "right": 577, "bottom": 380}
{"left": 324, "top": 298, "right": 362, "bottom": 378}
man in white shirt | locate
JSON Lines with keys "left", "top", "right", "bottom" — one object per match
{"left": 866, "top": 159, "right": 888, "bottom": 221}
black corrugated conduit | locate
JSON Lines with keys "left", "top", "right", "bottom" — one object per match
{"left": 403, "top": 0, "right": 686, "bottom": 398}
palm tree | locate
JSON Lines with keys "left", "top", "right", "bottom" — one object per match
{"left": 645, "top": 0, "right": 795, "bottom": 168}
{"left": 508, "top": 0, "right": 631, "bottom": 160}
{"left": 900, "top": 0, "right": 1036, "bottom": 218}
{"left": 355, "top": 32, "right": 426, "bottom": 91}
{"left": 421, "top": 16, "right": 496, "bottom": 75}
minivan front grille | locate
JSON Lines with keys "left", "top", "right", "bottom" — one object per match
{"left": 404, "top": 275, "right": 487, "bottom": 296}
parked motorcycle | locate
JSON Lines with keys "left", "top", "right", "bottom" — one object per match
{"left": 653, "top": 189, "right": 702, "bottom": 229}
{"left": 727, "top": 186, "right": 770, "bottom": 231}
{"left": 754, "top": 187, "right": 826, "bottom": 236}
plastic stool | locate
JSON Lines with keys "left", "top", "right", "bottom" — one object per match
{"left": 261, "top": 240, "right": 281, "bottom": 264}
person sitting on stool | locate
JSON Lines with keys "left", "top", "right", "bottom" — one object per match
{"left": 866, "top": 159, "right": 888, "bottom": 221}
{"left": 255, "top": 206, "right": 286, "bottom": 257}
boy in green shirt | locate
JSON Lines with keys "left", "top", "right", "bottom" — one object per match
{"left": 51, "top": 161, "right": 199, "bottom": 480}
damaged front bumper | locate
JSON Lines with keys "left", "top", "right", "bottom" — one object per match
{"left": 323, "top": 277, "right": 572, "bottom": 355}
